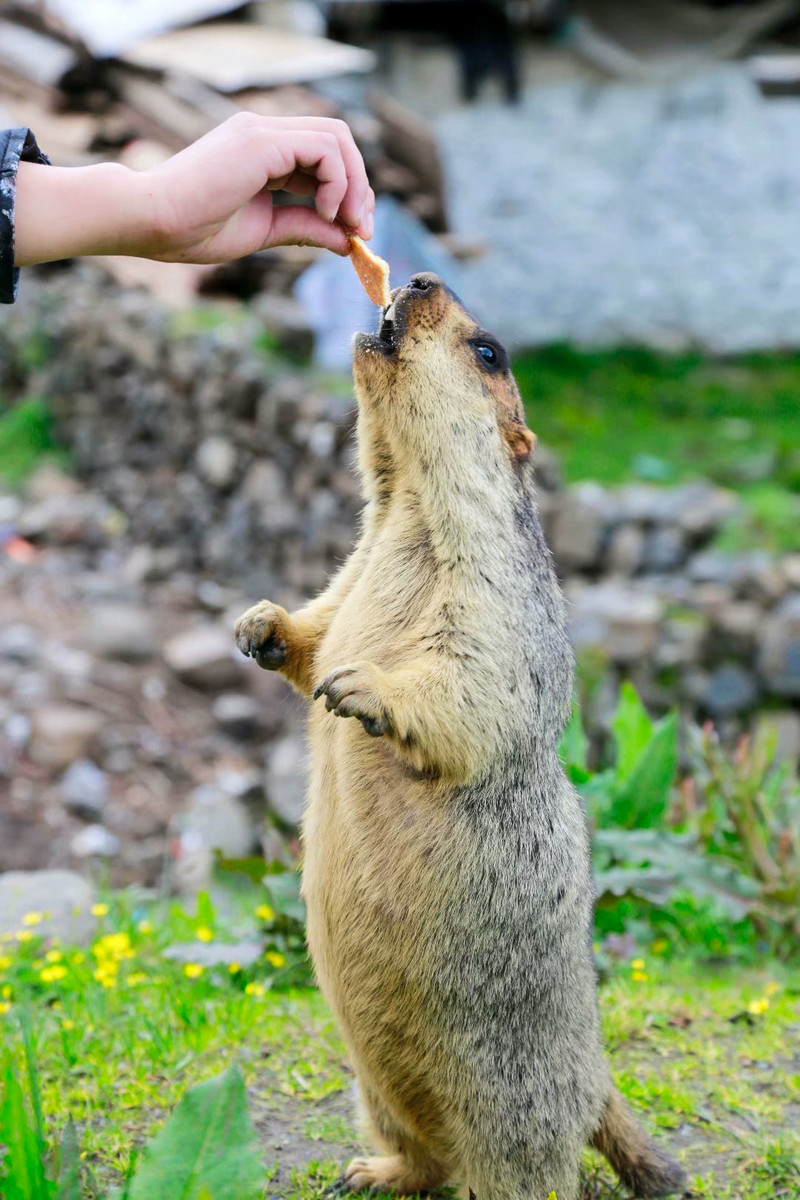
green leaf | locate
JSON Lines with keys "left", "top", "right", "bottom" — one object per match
{"left": 195, "top": 891, "right": 216, "bottom": 930}
{"left": 558, "top": 703, "right": 590, "bottom": 784}
{"left": 611, "top": 682, "right": 654, "bottom": 782}
{"left": 0, "top": 1053, "right": 51, "bottom": 1200}
{"left": 55, "top": 1119, "right": 81, "bottom": 1200}
{"left": 125, "top": 1066, "right": 262, "bottom": 1200}
{"left": 607, "top": 711, "right": 678, "bottom": 829}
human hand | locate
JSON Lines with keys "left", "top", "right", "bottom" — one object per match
{"left": 14, "top": 114, "right": 374, "bottom": 268}
{"left": 140, "top": 114, "right": 375, "bottom": 261}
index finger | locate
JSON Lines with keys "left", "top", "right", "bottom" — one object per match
{"left": 272, "top": 117, "right": 372, "bottom": 237}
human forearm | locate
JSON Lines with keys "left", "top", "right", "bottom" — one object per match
{"left": 14, "top": 161, "right": 156, "bottom": 266}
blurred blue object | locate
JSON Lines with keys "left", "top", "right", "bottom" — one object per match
{"left": 294, "top": 195, "right": 474, "bottom": 371}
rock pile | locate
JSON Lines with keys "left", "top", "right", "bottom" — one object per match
{"left": 2, "top": 270, "right": 800, "bottom": 890}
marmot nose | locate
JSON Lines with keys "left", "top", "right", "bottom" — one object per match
{"left": 409, "top": 272, "right": 441, "bottom": 293}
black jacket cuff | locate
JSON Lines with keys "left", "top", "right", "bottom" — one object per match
{"left": 0, "top": 128, "right": 51, "bottom": 305}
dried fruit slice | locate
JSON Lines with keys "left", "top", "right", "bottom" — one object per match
{"left": 349, "top": 235, "right": 391, "bottom": 307}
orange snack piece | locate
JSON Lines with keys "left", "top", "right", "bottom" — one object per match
{"left": 349, "top": 235, "right": 391, "bottom": 307}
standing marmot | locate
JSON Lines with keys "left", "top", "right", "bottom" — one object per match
{"left": 235, "top": 274, "right": 686, "bottom": 1200}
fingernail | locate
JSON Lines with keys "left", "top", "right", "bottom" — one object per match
{"left": 360, "top": 207, "right": 374, "bottom": 240}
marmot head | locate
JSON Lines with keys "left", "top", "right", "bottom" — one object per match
{"left": 352, "top": 273, "right": 535, "bottom": 480}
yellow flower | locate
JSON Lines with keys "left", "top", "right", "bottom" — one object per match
{"left": 1, "top": 986, "right": 11, "bottom": 1000}
{"left": 16, "top": 930, "right": 33, "bottom": 943}
{"left": 748, "top": 998, "right": 770, "bottom": 1016}
{"left": 183, "top": 963, "right": 204, "bottom": 980}
{"left": 245, "top": 982, "right": 264, "bottom": 997}
{"left": 0, "top": 956, "right": 12, "bottom": 971}
{"left": 40, "top": 966, "right": 68, "bottom": 984}
{"left": 651, "top": 939, "right": 669, "bottom": 955}
{"left": 631, "top": 958, "right": 646, "bottom": 971}
{"left": 632, "top": 970, "right": 649, "bottom": 983}
{"left": 195, "top": 926, "right": 214, "bottom": 943}
{"left": 61, "top": 1019, "right": 75, "bottom": 1031}
{"left": 137, "top": 921, "right": 153, "bottom": 935}
{"left": 228, "top": 963, "right": 241, "bottom": 975}
{"left": 93, "top": 932, "right": 131, "bottom": 960}
{"left": 91, "top": 904, "right": 110, "bottom": 917}
{"left": 255, "top": 904, "right": 274, "bottom": 922}
{"left": 127, "top": 973, "right": 147, "bottom": 986}
{"left": 22, "top": 912, "right": 43, "bottom": 927}
{"left": 265, "top": 951, "right": 287, "bottom": 969}
{"left": 99, "top": 977, "right": 116, "bottom": 989}
{"left": 45, "top": 950, "right": 62, "bottom": 964}
{"left": 0, "top": 1002, "right": 10, "bottom": 1016}
{"left": 71, "top": 952, "right": 85, "bottom": 966}
{"left": 764, "top": 981, "right": 780, "bottom": 997}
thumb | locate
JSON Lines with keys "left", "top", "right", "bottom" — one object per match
{"left": 266, "top": 205, "right": 351, "bottom": 255}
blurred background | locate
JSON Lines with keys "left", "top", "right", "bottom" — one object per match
{"left": 1, "top": 0, "right": 799, "bottom": 963}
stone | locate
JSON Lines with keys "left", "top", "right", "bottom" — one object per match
{"left": 265, "top": 734, "right": 308, "bottom": 829}
{"left": 217, "top": 768, "right": 265, "bottom": 810}
{"left": 195, "top": 437, "right": 238, "bottom": 490}
{"left": 0, "top": 869, "right": 97, "bottom": 942}
{"left": 642, "top": 526, "right": 686, "bottom": 573}
{"left": 688, "top": 551, "right": 736, "bottom": 586}
{"left": 59, "top": 759, "right": 109, "bottom": 820}
{"left": 162, "top": 940, "right": 263, "bottom": 968}
{"left": 70, "top": 825, "right": 120, "bottom": 858}
{"left": 83, "top": 605, "right": 156, "bottom": 661}
{"left": 569, "top": 584, "right": 662, "bottom": 664}
{"left": 163, "top": 624, "right": 243, "bottom": 691}
{"left": 702, "top": 663, "right": 759, "bottom": 717}
{"left": 253, "top": 293, "right": 315, "bottom": 360}
{"left": 179, "top": 786, "right": 256, "bottom": 859}
{"left": 30, "top": 705, "right": 103, "bottom": 770}
{"left": 667, "top": 484, "right": 739, "bottom": 540}
{"left": 755, "top": 710, "right": 800, "bottom": 765}
{"left": 735, "top": 553, "right": 787, "bottom": 606}
{"left": 780, "top": 555, "right": 800, "bottom": 591}
{"left": 606, "top": 524, "right": 644, "bottom": 575}
{"left": 759, "top": 594, "right": 800, "bottom": 698}
{"left": 712, "top": 602, "right": 761, "bottom": 660}
{"left": 551, "top": 483, "right": 611, "bottom": 571}
{"left": 0, "top": 624, "right": 37, "bottom": 663}
{"left": 212, "top": 693, "right": 261, "bottom": 740}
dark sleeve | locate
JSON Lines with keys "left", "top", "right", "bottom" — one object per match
{"left": 0, "top": 128, "right": 51, "bottom": 305}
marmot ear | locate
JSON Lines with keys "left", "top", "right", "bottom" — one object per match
{"left": 508, "top": 426, "right": 536, "bottom": 462}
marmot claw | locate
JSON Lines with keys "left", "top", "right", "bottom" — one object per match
{"left": 234, "top": 602, "right": 288, "bottom": 670}
{"left": 313, "top": 664, "right": 391, "bottom": 739}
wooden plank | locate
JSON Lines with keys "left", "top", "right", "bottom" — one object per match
{"left": 123, "top": 24, "right": 374, "bottom": 91}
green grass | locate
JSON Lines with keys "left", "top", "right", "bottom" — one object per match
{"left": 0, "top": 397, "right": 65, "bottom": 487}
{"left": 514, "top": 345, "right": 800, "bottom": 489}
{"left": 1, "top": 895, "right": 798, "bottom": 1198}
{"left": 514, "top": 345, "right": 800, "bottom": 554}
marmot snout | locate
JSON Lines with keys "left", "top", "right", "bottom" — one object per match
{"left": 235, "top": 274, "right": 686, "bottom": 1200}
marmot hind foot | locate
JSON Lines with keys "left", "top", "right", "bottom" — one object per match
{"left": 327, "top": 1153, "right": 439, "bottom": 1195}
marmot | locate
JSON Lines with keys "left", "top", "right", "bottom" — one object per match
{"left": 235, "top": 274, "right": 686, "bottom": 1200}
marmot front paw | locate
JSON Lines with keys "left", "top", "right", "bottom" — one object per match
{"left": 234, "top": 601, "right": 289, "bottom": 670}
{"left": 313, "top": 663, "right": 391, "bottom": 739}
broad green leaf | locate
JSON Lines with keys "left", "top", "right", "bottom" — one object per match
{"left": 558, "top": 702, "right": 589, "bottom": 778}
{"left": 607, "top": 711, "right": 678, "bottom": 829}
{"left": 55, "top": 1119, "right": 81, "bottom": 1200}
{"left": 611, "top": 682, "right": 654, "bottom": 782}
{"left": 125, "top": 1065, "right": 262, "bottom": 1200}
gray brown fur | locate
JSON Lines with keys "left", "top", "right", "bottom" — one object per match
{"left": 235, "top": 274, "right": 686, "bottom": 1200}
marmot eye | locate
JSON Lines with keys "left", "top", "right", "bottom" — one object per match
{"left": 475, "top": 343, "right": 497, "bottom": 366}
